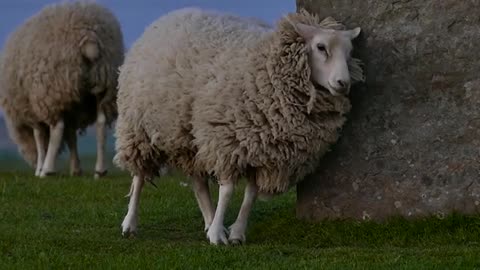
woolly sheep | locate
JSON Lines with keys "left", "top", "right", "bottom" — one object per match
{"left": 0, "top": 1, "right": 125, "bottom": 178}
{"left": 114, "top": 8, "right": 364, "bottom": 245}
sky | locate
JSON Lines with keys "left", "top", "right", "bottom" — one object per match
{"left": 0, "top": 0, "right": 296, "bottom": 49}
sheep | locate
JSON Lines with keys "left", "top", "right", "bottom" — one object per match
{"left": 114, "top": 8, "right": 364, "bottom": 245}
{"left": 0, "top": 1, "right": 125, "bottom": 178}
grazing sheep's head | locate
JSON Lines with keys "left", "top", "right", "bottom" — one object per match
{"left": 294, "top": 23, "right": 361, "bottom": 96}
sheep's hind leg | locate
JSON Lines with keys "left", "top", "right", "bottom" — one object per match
{"left": 207, "top": 181, "right": 234, "bottom": 245}
{"left": 121, "top": 175, "right": 145, "bottom": 237}
{"left": 94, "top": 110, "right": 107, "bottom": 179}
{"left": 66, "top": 128, "right": 82, "bottom": 176}
{"left": 33, "top": 127, "right": 46, "bottom": 177}
{"left": 228, "top": 177, "right": 259, "bottom": 245}
{"left": 39, "top": 120, "right": 64, "bottom": 178}
{"left": 192, "top": 176, "right": 216, "bottom": 232}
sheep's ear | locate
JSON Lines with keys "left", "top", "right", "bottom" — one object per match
{"left": 346, "top": 27, "right": 361, "bottom": 40}
{"left": 294, "top": 23, "right": 318, "bottom": 40}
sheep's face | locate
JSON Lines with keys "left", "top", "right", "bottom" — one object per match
{"left": 295, "top": 23, "right": 361, "bottom": 96}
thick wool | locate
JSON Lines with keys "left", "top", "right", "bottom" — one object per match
{"left": 0, "top": 1, "right": 125, "bottom": 166}
{"left": 114, "top": 8, "right": 364, "bottom": 194}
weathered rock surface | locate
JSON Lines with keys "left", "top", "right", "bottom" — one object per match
{"left": 296, "top": 0, "right": 480, "bottom": 220}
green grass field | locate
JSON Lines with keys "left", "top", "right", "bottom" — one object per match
{"left": 1, "top": 160, "right": 480, "bottom": 269}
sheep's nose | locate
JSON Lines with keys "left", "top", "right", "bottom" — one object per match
{"left": 337, "top": 80, "right": 347, "bottom": 88}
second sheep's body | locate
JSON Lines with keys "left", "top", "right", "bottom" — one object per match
{"left": 0, "top": 1, "right": 125, "bottom": 178}
{"left": 115, "top": 8, "right": 364, "bottom": 245}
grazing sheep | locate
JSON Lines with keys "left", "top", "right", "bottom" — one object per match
{"left": 0, "top": 1, "right": 125, "bottom": 178}
{"left": 114, "top": 8, "right": 364, "bottom": 245}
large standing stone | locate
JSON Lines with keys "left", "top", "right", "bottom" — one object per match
{"left": 296, "top": 0, "right": 480, "bottom": 220}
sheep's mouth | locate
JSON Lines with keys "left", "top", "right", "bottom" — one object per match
{"left": 312, "top": 81, "right": 338, "bottom": 96}
{"left": 311, "top": 81, "right": 349, "bottom": 97}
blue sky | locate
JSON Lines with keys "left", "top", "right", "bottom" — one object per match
{"left": 0, "top": 0, "right": 296, "bottom": 48}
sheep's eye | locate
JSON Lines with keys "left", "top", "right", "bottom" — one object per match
{"left": 317, "top": 44, "right": 327, "bottom": 53}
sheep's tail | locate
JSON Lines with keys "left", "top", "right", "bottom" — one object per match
{"left": 4, "top": 120, "right": 39, "bottom": 168}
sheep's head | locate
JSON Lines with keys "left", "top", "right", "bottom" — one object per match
{"left": 295, "top": 23, "right": 361, "bottom": 96}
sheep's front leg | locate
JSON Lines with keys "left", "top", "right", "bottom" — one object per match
{"left": 39, "top": 120, "right": 64, "bottom": 178}
{"left": 94, "top": 110, "right": 107, "bottom": 179}
{"left": 207, "top": 181, "right": 234, "bottom": 245}
{"left": 121, "top": 175, "right": 145, "bottom": 237}
{"left": 192, "top": 176, "right": 215, "bottom": 232}
{"left": 228, "top": 178, "right": 258, "bottom": 245}
{"left": 33, "top": 127, "right": 46, "bottom": 177}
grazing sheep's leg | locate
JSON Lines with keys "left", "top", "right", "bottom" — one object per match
{"left": 66, "top": 128, "right": 82, "bottom": 176}
{"left": 33, "top": 128, "right": 46, "bottom": 177}
{"left": 207, "top": 181, "right": 234, "bottom": 245}
{"left": 121, "top": 175, "right": 144, "bottom": 237}
{"left": 40, "top": 120, "right": 64, "bottom": 178}
{"left": 228, "top": 178, "right": 259, "bottom": 245}
{"left": 94, "top": 110, "right": 107, "bottom": 179}
{"left": 192, "top": 176, "right": 215, "bottom": 232}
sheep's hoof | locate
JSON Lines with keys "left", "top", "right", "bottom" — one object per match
{"left": 206, "top": 225, "right": 229, "bottom": 245}
{"left": 39, "top": 171, "right": 57, "bottom": 178}
{"left": 121, "top": 215, "right": 137, "bottom": 238}
{"left": 229, "top": 239, "right": 244, "bottom": 246}
{"left": 94, "top": 170, "right": 108, "bottom": 179}
{"left": 71, "top": 169, "right": 83, "bottom": 177}
{"left": 121, "top": 229, "right": 137, "bottom": 239}
{"left": 228, "top": 224, "right": 246, "bottom": 245}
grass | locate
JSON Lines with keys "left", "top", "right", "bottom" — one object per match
{"left": 0, "top": 164, "right": 480, "bottom": 269}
